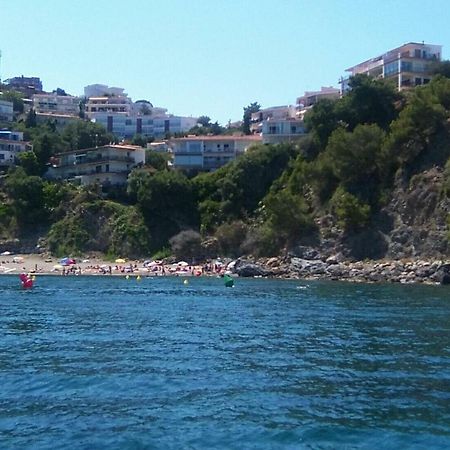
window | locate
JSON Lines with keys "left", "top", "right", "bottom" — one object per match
{"left": 401, "top": 61, "right": 413, "bottom": 72}
{"left": 401, "top": 78, "right": 411, "bottom": 87}
{"left": 95, "top": 165, "right": 102, "bottom": 173}
{"left": 189, "top": 143, "right": 201, "bottom": 153}
{"left": 0, "top": 154, "right": 4, "bottom": 160}
{"left": 385, "top": 61, "right": 398, "bottom": 76}
{"left": 106, "top": 164, "right": 110, "bottom": 172}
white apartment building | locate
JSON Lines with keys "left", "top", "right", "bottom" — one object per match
{"left": 261, "top": 118, "right": 306, "bottom": 144}
{"left": 49, "top": 144, "right": 145, "bottom": 186}
{"left": 250, "top": 105, "right": 297, "bottom": 134}
{"left": 0, "top": 99, "right": 13, "bottom": 122}
{"left": 341, "top": 42, "right": 442, "bottom": 93}
{"left": 33, "top": 93, "right": 80, "bottom": 115}
{"left": 84, "top": 84, "right": 196, "bottom": 139}
{"left": 91, "top": 113, "right": 197, "bottom": 139}
{"left": 296, "top": 87, "right": 340, "bottom": 112}
{"left": 170, "top": 135, "right": 261, "bottom": 171}
{"left": 35, "top": 112, "right": 81, "bottom": 130}
{"left": 85, "top": 96, "right": 133, "bottom": 116}
{"left": 84, "top": 84, "right": 127, "bottom": 98}
{"left": 0, "top": 131, "right": 31, "bottom": 167}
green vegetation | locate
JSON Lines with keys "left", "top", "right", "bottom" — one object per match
{"left": 1, "top": 72, "right": 450, "bottom": 258}
{"left": 242, "top": 102, "right": 260, "bottom": 135}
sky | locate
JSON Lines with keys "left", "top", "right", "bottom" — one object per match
{"left": 1, "top": 0, "right": 449, "bottom": 124}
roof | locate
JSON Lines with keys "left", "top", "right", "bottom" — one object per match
{"left": 345, "top": 42, "right": 442, "bottom": 72}
{"left": 36, "top": 112, "right": 80, "bottom": 119}
{"left": 171, "top": 135, "right": 262, "bottom": 142}
{"left": 0, "top": 138, "right": 30, "bottom": 145}
{"left": 55, "top": 144, "right": 144, "bottom": 156}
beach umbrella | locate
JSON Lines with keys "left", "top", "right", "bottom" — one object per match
{"left": 59, "top": 257, "right": 76, "bottom": 266}
{"left": 115, "top": 258, "right": 126, "bottom": 263}
{"left": 13, "top": 256, "right": 24, "bottom": 263}
{"left": 53, "top": 264, "right": 64, "bottom": 270}
{"left": 178, "top": 261, "right": 189, "bottom": 267}
{"left": 1, "top": 251, "right": 12, "bottom": 256}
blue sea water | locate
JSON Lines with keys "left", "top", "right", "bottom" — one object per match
{"left": 0, "top": 275, "right": 449, "bottom": 449}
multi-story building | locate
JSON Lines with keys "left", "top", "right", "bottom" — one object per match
{"left": 250, "top": 105, "right": 297, "bottom": 134}
{"left": 85, "top": 96, "right": 133, "bottom": 116}
{"left": 0, "top": 99, "right": 13, "bottom": 122}
{"left": 84, "top": 84, "right": 127, "bottom": 98}
{"left": 48, "top": 144, "right": 145, "bottom": 186}
{"left": 4, "top": 76, "right": 43, "bottom": 96}
{"left": 261, "top": 118, "right": 306, "bottom": 144}
{"left": 0, "top": 131, "right": 32, "bottom": 168}
{"left": 170, "top": 135, "right": 261, "bottom": 171}
{"left": 91, "top": 113, "right": 197, "bottom": 139}
{"left": 84, "top": 84, "right": 196, "bottom": 139}
{"left": 33, "top": 93, "right": 80, "bottom": 116}
{"left": 296, "top": 87, "right": 340, "bottom": 111}
{"left": 341, "top": 42, "right": 442, "bottom": 93}
{"left": 35, "top": 112, "right": 81, "bottom": 131}
{"left": 153, "top": 116, "right": 198, "bottom": 138}
{"left": 249, "top": 105, "right": 306, "bottom": 143}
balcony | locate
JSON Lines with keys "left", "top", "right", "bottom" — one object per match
{"left": 203, "top": 149, "right": 235, "bottom": 156}
{"left": 66, "top": 169, "right": 130, "bottom": 177}
{"left": 58, "top": 154, "right": 135, "bottom": 167}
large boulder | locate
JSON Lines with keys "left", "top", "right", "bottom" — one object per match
{"left": 290, "top": 257, "right": 328, "bottom": 275}
{"left": 234, "top": 260, "right": 270, "bottom": 277}
{"left": 435, "top": 263, "right": 450, "bottom": 285}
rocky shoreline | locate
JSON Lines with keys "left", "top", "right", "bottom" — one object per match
{"left": 233, "top": 257, "right": 450, "bottom": 285}
{"left": 1, "top": 249, "right": 450, "bottom": 285}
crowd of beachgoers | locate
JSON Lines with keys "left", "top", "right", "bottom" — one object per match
{"left": 0, "top": 252, "right": 230, "bottom": 278}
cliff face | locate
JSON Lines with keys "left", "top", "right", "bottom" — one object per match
{"left": 334, "top": 167, "right": 449, "bottom": 261}
{"left": 383, "top": 167, "right": 449, "bottom": 259}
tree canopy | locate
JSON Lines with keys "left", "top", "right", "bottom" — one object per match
{"left": 242, "top": 102, "right": 261, "bottom": 135}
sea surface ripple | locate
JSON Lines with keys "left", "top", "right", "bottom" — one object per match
{"left": 0, "top": 275, "right": 449, "bottom": 449}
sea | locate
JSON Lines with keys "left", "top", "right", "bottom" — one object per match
{"left": 0, "top": 275, "right": 449, "bottom": 449}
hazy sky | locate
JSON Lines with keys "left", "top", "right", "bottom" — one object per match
{"left": 1, "top": 0, "right": 448, "bottom": 124}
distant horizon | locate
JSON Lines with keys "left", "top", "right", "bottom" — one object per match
{"left": 1, "top": 0, "right": 448, "bottom": 124}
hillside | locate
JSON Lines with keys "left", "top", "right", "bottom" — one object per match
{"left": 1, "top": 73, "right": 450, "bottom": 264}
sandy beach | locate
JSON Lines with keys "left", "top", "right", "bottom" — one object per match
{"left": 0, "top": 253, "right": 223, "bottom": 277}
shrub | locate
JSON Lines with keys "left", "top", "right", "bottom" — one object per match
{"left": 330, "top": 187, "right": 371, "bottom": 231}
{"left": 215, "top": 221, "right": 248, "bottom": 257}
{"left": 169, "top": 229, "right": 202, "bottom": 262}
{"left": 240, "top": 224, "right": 281, "bottom": 257}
